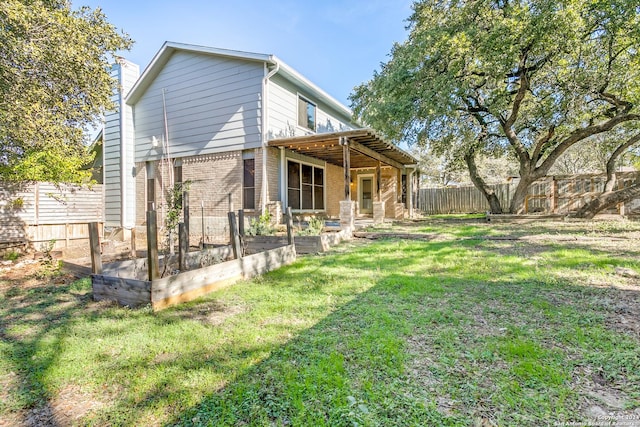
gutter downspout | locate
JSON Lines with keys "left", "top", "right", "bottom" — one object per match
{"left": 261, "top": 60, "right": 280, "bottom": 215}
{"left": 118, "top": 64, "right": 127, "bottom": 230}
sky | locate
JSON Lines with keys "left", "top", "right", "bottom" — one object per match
{"left": 71, "top": 0, "right": 413, "bottom": 107}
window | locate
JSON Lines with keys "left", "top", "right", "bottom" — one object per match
{"left": 401, "top": 174, "right": 407, "bottom": 205}
{"left": 173, "top": 160, "right": 182, "bottom": 185}
{"left": 298, "top": 96, "right": 316, "bottom": 131}
{"left": 287, "top": 160, "right": 324, "bottom": 210}
{"left": 243, "top": 158, "right": 255, "bottom": 209}
{"left": 146, "top": 162, "right": 155, "bottom": 211}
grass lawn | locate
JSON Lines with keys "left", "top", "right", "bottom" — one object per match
{"left": 1, "top": 217, "right": 639, "bottom": 426}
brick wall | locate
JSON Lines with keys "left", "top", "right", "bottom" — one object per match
{"left": 135, "top": 152, "right": 243, "bottom": 244}
{"left": 325, "top": 162, "right": 345, "bottom": 218}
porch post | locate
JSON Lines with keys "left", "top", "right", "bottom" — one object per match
{"left": 376, "top": 161, "right": 382, "bottom": 202}
{"left": 279, "top": 147, "right": 286, "bottom": 208}
{"left": 341, "top": 136, "right": 351, "bottom": 201}
{"left": 339, "top": 136, "right": 355, "bottom": 231}
{"left": 408, "top": 168, "right": 414, "bottom": 219}
{"left": 373, "top": 160, "right": 385, "bottom": 224}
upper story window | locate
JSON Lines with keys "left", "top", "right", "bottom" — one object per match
{"left": 298, "top": 96, "right": 316, "bottom": 131}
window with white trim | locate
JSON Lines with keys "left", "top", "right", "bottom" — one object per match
{"left": 287, "top": 160, "right": 324, "bottom": 210}
{"left": 298, "top": 96, "right": 316, "bottom": 131}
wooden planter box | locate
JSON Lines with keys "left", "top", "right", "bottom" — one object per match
{"left": 91, "top": 244, "right": 296, "bottom": 311}
{"left": 244, "top": 229, "right": 351, "bottom": 254}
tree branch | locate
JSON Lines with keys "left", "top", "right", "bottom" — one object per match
{"left": 538, "top": 113, "right": 640, "bottom": 175}
{"left": 604, "top": 132, "right": 640, "bottom": 192}
{"left": 531, "top": 125, "right": 556, "bottom": 164}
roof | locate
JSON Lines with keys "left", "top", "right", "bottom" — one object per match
{"left": 125, "top": 41, "right": 352, "bottom": 118}
{"left": 268, "top": 129, "right": 418, "bottom": 170}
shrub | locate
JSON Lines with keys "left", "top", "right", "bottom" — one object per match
{"left": 246, "top": 211, "right": 275, "bottom": 236}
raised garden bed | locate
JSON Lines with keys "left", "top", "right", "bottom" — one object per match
{"left": 243, "top": 228, "right": 351, "bottom": 254}
{"left": 91, "top": 244, "right": 295, "bottom": 310}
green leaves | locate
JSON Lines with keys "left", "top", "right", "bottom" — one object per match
{"left": 351, "top": 0, "right": 640, "bottom": 212}
{"left": 0, "top": 0, "right": 132, "bottom": 183}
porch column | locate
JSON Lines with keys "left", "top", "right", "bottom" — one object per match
{"left": 341, "top": 136, "right": 351, "bottom": 201}
{"left": 373, "top": 160, "right": 385, "bottom": 224}
{"left": 279, "top": 147, "right": 286, "bottom": 208}
{"left": 339, "top": 136, "right": 355, "bottom": 231}
{"left": 376, "top": 161, "right": 382, "bottom": 202}
{"left": 408, "top": 167, "right": 414, "bottom": 218}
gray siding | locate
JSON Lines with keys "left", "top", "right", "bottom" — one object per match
{"left": 104, "top": 61, "right": 139, "bottom": 227}
{"left": 266, "top": 74, "right": 355, "bottom": 140}
{"left": 133, "top": 51, "right": 264, "bottom": 162}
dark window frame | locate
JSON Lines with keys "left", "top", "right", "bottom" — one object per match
{"left": 243, "top": 158, "right": 256, "bottom": 210}
{"left": 297, "top": 95, "right": 316, "bottom": 132}
{"left": 287, "top": 160, "right": 324, "bottom": 211}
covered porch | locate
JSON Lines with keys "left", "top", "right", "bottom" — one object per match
{"left": 267, "top": 129, "right": 418, "bottom": 229}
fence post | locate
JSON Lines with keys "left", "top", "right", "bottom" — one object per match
{"left": 178, "top": 222, "right": 187, "bottom": 271}
{"left": 183, "top": 190, "right": 190, "bottom": 250}
{"left": 88, "top": 222, "right": 102, "bottom": 274}
{"left": 228, "top": 211, "right": 242, "bottom": 259}
{"left": 238, "top": 209, "right": 245, "bottom": 237}
{"left": 200, "top": 200, "right": 205, "bottom": 249}
{"left": 147, "top": 210, "right": 159, "bottom": 281}
{"left": 286, "top": 207, "right": 295, "bottom": 246}
{"left": 130, "top": 228, "right": 136, "bottom": 258}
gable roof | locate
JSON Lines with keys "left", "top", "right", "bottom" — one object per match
{"left": 125, "top": 41, "right": 353, "bottom": 118}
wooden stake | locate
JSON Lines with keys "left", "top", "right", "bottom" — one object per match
{"left": 147, "top": 210, "right": 159, "bottom": 281}
{"left": 238, "top": 209, "right": 245, "bottom": 237}
{"left": 228, "top": 211, "right": 242, "bottom": 259}
{"left": 178, "top": 222, "right": 187, "bottom": 271}
{"left": 88, "top": 222, "right": 102, "bottom": 274}
{"left": 183, "top": 190, "right": 190, "bottom": 249}
{"left": 286, "top": 207, "right": 295, "bottom": 246}
{"left": 130, "top": 227, "right": 136, "bottom": 258}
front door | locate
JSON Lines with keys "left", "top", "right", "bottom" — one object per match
{"left": 359, "top": 176, "right": 373, "bottom": 214}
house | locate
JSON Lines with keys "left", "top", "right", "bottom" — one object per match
{"left": 104, "top": 42, "right": 418, "bottom": 242}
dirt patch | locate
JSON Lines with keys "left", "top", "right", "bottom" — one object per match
{"left": 572, "top": 366, "right": 640, "bottom": 424}
{"left": 0, "top": 384, "right": 107, "bottom": 427}
{"left": 165, "top": 300, "right": 248, "bottom": 326}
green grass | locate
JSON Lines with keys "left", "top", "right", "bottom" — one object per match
{"left": 1, "top": 219, "right": 639, "bottom": 426}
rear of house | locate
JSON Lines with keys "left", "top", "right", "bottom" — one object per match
{"left": 103, "top": 42, "right": 417, "bottom": 244}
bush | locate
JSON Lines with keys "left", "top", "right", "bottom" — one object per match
{"left": 246, "top": 211, "right": 275, "bottom": 236}
{"left": 297, "top": 216, "right": 324, "bottom": 236}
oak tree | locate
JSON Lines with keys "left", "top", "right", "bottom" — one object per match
{"left": 351, "top": 0, "right": 640, "bottom": 213}
{"left": 0, "top": 0, "right": 131, "bottom": 183}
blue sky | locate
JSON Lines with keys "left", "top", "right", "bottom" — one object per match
{"left": 72, "top": 0, "right": 413, "bottom": 107}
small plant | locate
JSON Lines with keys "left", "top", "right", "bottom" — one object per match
{"left": 4, "top": 250, "right": 20, "bottom": 261}
{"left": 36, "top": 239, "right": 61, "bottom": 278}
{"left": 297, "top": 216, "right": 324, "bottom": 236}
{"left": 246, "top": 211, "right": 275, "bottom": 236}
{"left": 10, "top": 197, "right": 24, "bottom": 210}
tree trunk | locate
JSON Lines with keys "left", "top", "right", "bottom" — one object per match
{"left": 509, "top": 175, "right": 535, "bottom": 214}
{"left": 571, "top": 182, "right": 640, "bottom": 219}
{"left": 464, "top": 149, "right": 503, "bottom": 214}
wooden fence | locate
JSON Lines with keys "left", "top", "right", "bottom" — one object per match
{"left": 0, "top": 182, "right": 103, "bottom": 251}
{"left": 418, "top": 184, "right": 512, "bottom": 214}
{"left": 418, "top": 172, "right": 640, "bottom": 215}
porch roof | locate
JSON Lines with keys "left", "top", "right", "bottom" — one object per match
{"left": 267, "top": 129, "right": 417, "bottom": 170}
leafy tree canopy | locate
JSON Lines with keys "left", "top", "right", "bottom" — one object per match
{"left": 351, "top": 0, "right": 640, "bottom": 213}
{"left": 0, "top": 0, "right": 131, "bottom": 183}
